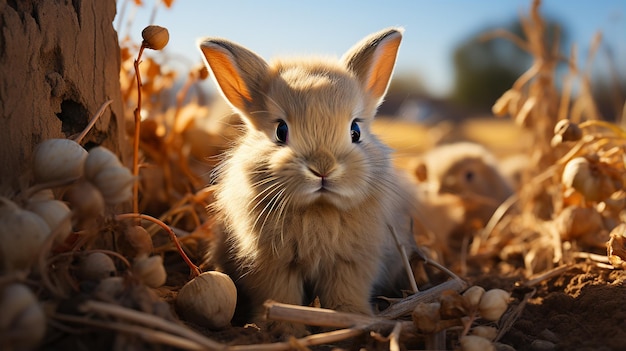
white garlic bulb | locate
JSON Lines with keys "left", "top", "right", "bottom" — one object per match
{"left": 84, "top": 146, "right": 124, "bottom": 180}
{"left": 133, "top": 255, "right": 167, "bottom": 288}
{"left": 32, "top": 138, "right": 87, "bottom": 184}
{"left": 478, "top": 289, "right": 510, "bottom": 321}
{"left": 460, "top": 335, "right": 495, "bottom": 351}
{"left": 0, "top": 283, "right": 46, "bottom": 350}
{"left": 175, "top": 271, "right": 237, "bottom": 329}
{"left": 90, "top": 166, "right": 134, "bottom": 205}
{"left": 26, "top": 199, "right": 72, "bottom": 245}
{"left": 561, "top": 157, "right": 618, "bottom": 202}
{"left": 462, "top": 286, "right": 486, "bottom": 309}
{"left": 0, "top": 198, "right": 51, "bottom": 272}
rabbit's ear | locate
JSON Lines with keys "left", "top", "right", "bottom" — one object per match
{"left": 199, "top": 38, "right": 268, "bottom": 114}
{"left": 342, "top": 28, "right": 403, "bottom": 103}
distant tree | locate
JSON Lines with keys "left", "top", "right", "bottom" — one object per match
{"left": 387, "top": 72, "right": 428, "bottom": 97}
{"left": 450, "top": 18, "right": 566, "bottom": 112}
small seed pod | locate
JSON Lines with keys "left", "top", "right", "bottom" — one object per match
{"left": 0, "top": 198, "right": 51, "bottom": 272}
{"left": 460, "top": 335, "right": 495, "bottom": 351}
{"left": 439, "top": 290, "right": 468, "bottom": 319}
{"left": 462, "top": 285, "right": 485, "bottom": 309}
{"left": 478, "top": 289, "right": 510, "bottom": 321}
{"left": 122, "top": 225, "right": 153, "bottom": 259}
{"left": 411, "top": 302, "right": 441, "bottom": 334}
{"left": 26, "top": 199, "right": 72, "bottom": 245}
{"left": 84, "top": 146, "right": 124, "bottom": 181}
{"left": 32, "top": 138, "right": 87, "bottom": 184}
{"left": 553, "top": 119, "right": 582, "bottom": 142}
{"left": 77, "top": 252, "right": 117, "bottom": 281}
{"left": 0, "top": 283, "right": 46, "bottom": 351}
{"left": 90, "top": 166, "right": 134, "bottom": 205}
{"left": 133, "top": 255, "right": 167, "bottom": 288}
{"left": 63, "top": 180, "right": 105, "bottom": 227}
{"left": 554, "top": 206, "right": 604, "bottom": 240}
{"left": 176, "top": 271, "right": 237, "bottom": 330}
{"left": 142, "top": 25, "right": 169, "bottom": 50}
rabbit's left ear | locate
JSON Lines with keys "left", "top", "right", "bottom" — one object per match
{"left": 342, "top": 28, "right": 403, "bottom": 104}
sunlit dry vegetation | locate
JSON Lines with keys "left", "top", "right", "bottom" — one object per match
{"left": 1, "top": 0, "right": 625, "bottom": 350}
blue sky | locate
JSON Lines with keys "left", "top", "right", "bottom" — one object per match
{"left": 117, "top": 0, "right": 625, "bottom": 97}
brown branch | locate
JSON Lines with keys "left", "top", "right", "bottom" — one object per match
{"left": 132, "top": 45, "right": 146, "bottom": 218}
{"left": 79, "top": 300, "right": 223, "bottom": 350}
{"left": 376, "top": 279, "right": 468, "bottom": 320}
{"left": 116, "top": 213, "right": 201, "bottom": 277}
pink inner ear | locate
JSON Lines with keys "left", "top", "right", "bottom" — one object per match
{"left": 201, "top": 46, "right": 252, "bottom": 110}
{"left": 365, "top": 35, "right": 402, "bottom": 99}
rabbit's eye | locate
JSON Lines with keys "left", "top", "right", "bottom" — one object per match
{"left": 275, "top": 120, "right": 288, "bottom": 144}
{"left": 351, "top": 120, "right": 361, "bottom": 143}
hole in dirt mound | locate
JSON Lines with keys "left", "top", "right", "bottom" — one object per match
{"left": 57, "top": 99, "right": 88, "bottom": 137}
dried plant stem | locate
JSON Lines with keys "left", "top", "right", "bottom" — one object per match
{"left": 388, "top": 225, "right": 419, "bottom": 293}
{"left": 87, "top": 249, "right": 132, "bottom": 268}
{"left": 388, "top": 322, "right": 403, "bottom": 351}
{"left": 79, "top": 300, "right": 223, "bottom": 349}
{"left": 230, "top": 328, "right": 365, "bottom": 351}
{"left": 496, "top": 289, "right": 535, "bottom": 342}
{"left": 132, "top": 45, "right": 146, "bottom": 218}
{"left": 74, "top": 99, "right": 113, "bottom": 144}
{"left": 415, "top": 246, "right": 463, "bottom": 281}
{"left": 77, "top": 301, "right": 372, "bottom": 351}
{"left": 116, "top": 213, "right": 201, "bottom": 277}
{"left": 377, "top": 278, "right": 468, "bottom": 319}
{"left": 53, "top": 313, "right": 208, "bottom": 350}
{"left": 579, "top": 120, "right": 626, "bottom": 139}
{"left": 520, "top": 264, "right": 574, "bottom": 288}
{"left": 572, "top": 251, "right": 610, "bottom": 264}
{"left": 265, "top": 300, "right": 397, "bottom": 329}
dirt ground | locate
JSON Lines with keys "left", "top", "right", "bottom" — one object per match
{"left": 162, "top": 262, "right": 626, "bottom": 351}
{"left": 497, "top": 265, "right": 626, "bottom": 351}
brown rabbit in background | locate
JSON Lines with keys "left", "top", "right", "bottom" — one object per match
{"left": 199, "top": 28, "right": 418, "bottom": 335}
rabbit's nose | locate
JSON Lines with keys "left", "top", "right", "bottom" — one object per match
{"left": 307, "top": 149, "right": 337, "bottom": 178}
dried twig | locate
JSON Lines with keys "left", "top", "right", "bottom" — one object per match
{"left": 79, "top": 300, "right": 223, "bottom": 350}
{"left": 496, "top": 289, "right": 535, "bottom": 342}
{"left": 377, "top": 278, "right": 468, "bottom": 319}
{"left": 132, "top": 44, "right": 146, "bottom": 217}
{"left": 53, "top": 313, "right": 208, "bottom": 350}
{"left": 388, "top": 224, "right": 419, "bottom": 293}
{"left": 388, "top": 322, "right": 403, "bottom": 351}
{"left": 116, "top": 213, "right": 201, "bottom": 277}
{"left": 74, "top": 99, "right": 114, "bottom": 144}
{"left": 265, "top": 300, "right": 398, "bottom": 329}
{"left": 228, "top": 328, "right": 364, "bottom": 351}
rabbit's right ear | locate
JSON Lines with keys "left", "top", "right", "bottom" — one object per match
{"left": 198, "top": 39, "right": 269, "bottom": 115}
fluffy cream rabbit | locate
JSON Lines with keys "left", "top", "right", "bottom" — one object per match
{"left": 198, "top": 28, "right": 417, "bottom": 335}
